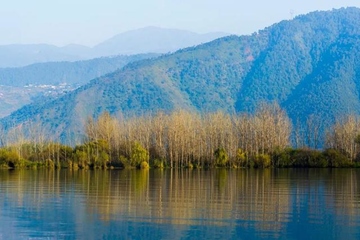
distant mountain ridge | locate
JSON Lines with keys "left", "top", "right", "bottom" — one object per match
{"left": 92, "top": 26, "right": 229, "bottom": 56}
{"left": 2, "top": 7, "right": 360, "bottom": 143}
{"left": 0, "top": 44, "right": 90, "bottom": 68}
{"left": 0, "top": 27, "right": 229, "bottom": 68}
{"left": 0, "top": 53, "right": 159, "bottom": 87}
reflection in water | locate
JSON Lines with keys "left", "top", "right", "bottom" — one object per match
{"left": 0, "top": 169, "right": 360, "bottom": 239}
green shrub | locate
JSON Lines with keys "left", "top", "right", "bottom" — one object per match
{"left": 96, "top": 151, "right": 109, "bottom": 169}
{"left": 214, "top": 147, "right": 229, "bottom": 167}
{"left": 291, "top": 149, "right": 308, "bottom": 167}
{"left": 119, "top": 155, "right": 132, "bottom": 168}
{"left": 253, "top": 154, "right": 271, "bottom": 168}
{"left": 271, "top": 148, "right": 293, "bottom": 167}
{"left": 139, "top": 161, "right": 150, "bottom": 169}
{"left": 308, "top": 152, "right": 327, "bottom": 167}
{"left": 119, "top": 142, "right": 150, "bottom": 169}
{"left": 74, "top": 150, "right": 89, "bottom": 168}
{"left": 324, "top": 149, "right": 352, "bottom": 167}
{"left": 186, "top": 162, "right": 194, "bottom": 169}
{"left": 0, "top": 162, "right": 9, "bottom": 169}
{"left": 151, "top": 159, "right": 164, "bottom": 169}
{"left": 291, "top": 149, "right": 327, "bottom": 167}
{"left": 72, "top": 162, "right": 80, "bottom": 170}
{"left": 0, "top": 149, "right": 22, "bottom": 169}
{"left": 236, "top": 148, "right": 247, "bottom": 167}
{"left": 130, "top": 142, "right": 150, "bottom": 167}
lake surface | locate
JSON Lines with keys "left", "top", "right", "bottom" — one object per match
{"left": 0, "top": 169, "right": 359, "bottom": 239}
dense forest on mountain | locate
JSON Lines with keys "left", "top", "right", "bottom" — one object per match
{"left": 0, "top": 53, "right": 158, "bottom": 117}
{"left": 1, "top": 7, "right": 360, "bottom": 144}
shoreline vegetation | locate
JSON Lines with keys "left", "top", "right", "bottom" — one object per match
{"left": 1, "top": 103, "right": 360, "bottom": 170}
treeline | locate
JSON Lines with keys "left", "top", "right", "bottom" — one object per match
{"left": 1, "top": 103, "right": 360, "bottom": 169}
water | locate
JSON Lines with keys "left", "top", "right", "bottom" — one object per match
{"left": 0, "top": 169, "right": 359, "bottom": 239}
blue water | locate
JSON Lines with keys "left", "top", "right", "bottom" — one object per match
{"left": 0, "top": 169, "right": 359, "bottom": 239}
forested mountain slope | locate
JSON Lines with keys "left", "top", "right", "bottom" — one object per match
{"left": 2, "top": 7, "right": 360, "bottom": 143}
{"left": 0, "top": 54, "right": 158, "bottom": 117}
{"left": 0, "top": 53, "right": 158, "bottom": 87}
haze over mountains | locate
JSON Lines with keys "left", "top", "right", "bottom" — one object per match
{"left": 0, "top": 27, "right": 228, "bottom": 68}
{"left": 0, "top": 54, "right": 159, "bottom": 87}
{"left": 93, "top": 27, "right": 229, "bottom": 56}
{"left": 1, "top": 7, "right": 360, "bottom": 144}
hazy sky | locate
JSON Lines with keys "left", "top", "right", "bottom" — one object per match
{"left": 1, "top": 0, "right": 360, "bottom": 47}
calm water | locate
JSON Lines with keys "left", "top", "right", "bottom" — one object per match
{"left": 0, "top": 169, "right": 359, "bottom": 239}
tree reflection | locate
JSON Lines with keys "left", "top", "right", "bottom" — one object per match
{"left": 0, "top": 169, "right": 360, "bottom": 238}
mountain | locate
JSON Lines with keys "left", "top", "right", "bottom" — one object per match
{"left": 92, "top": 26, "right": 229, "bottom": 56}
{"left": 0, "top": 28, "right": 229, "bottom": 68}
{"left": 0, "top": 53, "right": 158, "bottom": 117}
{"left": 0, "top": 44, "right": 91, "bottom": 68}
{"left": 284, "top": 34, "right": 360, "bottom": 123}
{"left": 0, "top": 53, "right": 159, "bottom": 87}
{"left": 2, "top": 7, "right": 360, "bottom": 143}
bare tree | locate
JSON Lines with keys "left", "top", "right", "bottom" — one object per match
{"left": 326, "top": 115, "right": 360, "bottom": 161}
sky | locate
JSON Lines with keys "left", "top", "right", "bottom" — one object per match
{"left": 1, "top": 0, "right": 360, "bottom": 47}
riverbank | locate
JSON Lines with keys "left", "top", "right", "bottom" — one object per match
{"left": 1, "top": 146, "right": 359, "bottom": 170}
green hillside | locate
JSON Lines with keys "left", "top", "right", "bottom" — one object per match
{"left": 285, "top": 34, "right": 360, "bottom": 124}
{"left": 0, "top": 53, "right": 159, "bottom": 87}
{"left": 0, "top": 54, "right": 158, "bottom": 117}
{"left": 2, "top": 7, "right": 360, "bottom": 143}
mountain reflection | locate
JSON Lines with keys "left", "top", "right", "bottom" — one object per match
{"left": 0, "top": 169, "right": 360, "bottom": 239}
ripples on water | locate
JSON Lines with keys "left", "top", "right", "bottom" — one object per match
{"left": 0, "top": 169, "right": 359, "bottom": 239}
